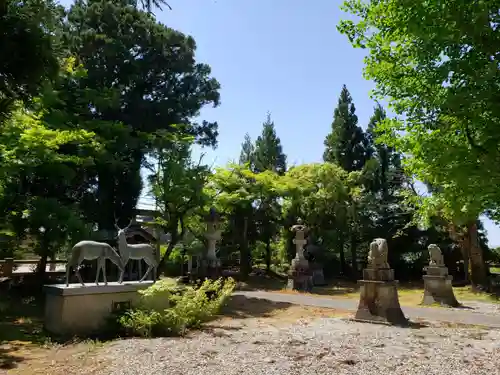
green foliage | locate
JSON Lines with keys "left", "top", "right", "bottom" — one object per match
{"left": 323, "top": 85, "right": 370, "bottom": 172}
{"left": 338, "top": 0, "right": 500, "bottom": 225}
{"left": 239, "top": 133, "right": 255, "bottom": 168}
{"left": 0, "top": 0, "right": 62, "bottom": 119}
{"left": 118, "top": 278, "right": 236, "bottom": 337}
{"left": 253, "top": 113, "right": 287, "bottom": 174}
{"left": 149, "top": 141, "right": 211, "bottom": 272}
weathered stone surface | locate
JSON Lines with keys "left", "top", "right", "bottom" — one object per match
{"left": 287, "top": 219, "right": 313, "bottom": 292}
{"left": 287, "top": 257, "right": 313, "bottom": 292}
{"left": 44, "top": 281, "right": 153, "bottom": 336}
{"left": 363, "top": 268, "right": 394, "bottom": 282}
{"left": 421, "top": 244, "right": 459, "bottom": 307}
{"left": 354, "top": 280, "right": 408, "bottom": 325}
{"left": 311, "top": 263, "right": 326, "bottom": 286}
{"left": 422, "top": 274, "right": 459, "bottom": 307}
{"left": 354, "top": 238, "right": 407, "bottom": 325}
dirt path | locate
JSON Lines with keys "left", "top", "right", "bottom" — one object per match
{"left": 235, "top": 291, "right": 500, "bottom": 328}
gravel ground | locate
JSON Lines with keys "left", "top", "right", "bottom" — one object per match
{"left": 100, "top": 318, "right": 500, "bottom": 375}
{"left": 455, "top": 301, "right": 500, "bottom": 316}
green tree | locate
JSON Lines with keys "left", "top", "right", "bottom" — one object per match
{"left": 281, "top": 163, "right": 357, "bottom": 276}
{"left": 253, "top": 113, "right": 287, "bottom": 174}
{"left": 338, "top": 0, "right": 494, "bottom": 287}
{"left": 64, "top": 0, "right": 221, "bottom": 232}
{"left": 0, "top": 0, "right": 62, "bottom": 120}
{"left": 366, "top": 103, "right": 404, "bottom": 200}
{"left": 135, "top": 0, "right": 171, "bottom": 13}
{"left": 239, "top": 133, "right": 255, "bottom": 168}
{"left": 0, "top": 60, "right": 102, "bottom": 278}
{"left": 251, "top": 113, "right": 287, "bottom": 270}
{"left": 149, "top": 140, "right": 211, "bottom": 273}
{"left": 323, "top": 85, "right": 370, "bottom": 171}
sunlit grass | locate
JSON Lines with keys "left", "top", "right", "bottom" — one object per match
{"left": 307, "top": 284, "right": 500, "bottom": 306}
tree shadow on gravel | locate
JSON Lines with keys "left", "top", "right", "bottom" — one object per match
{"left": 0, "top": 347, "right": 26, "bottom": 370}
{"left": 220, "top": 295, "right": 293, "bottom": 319}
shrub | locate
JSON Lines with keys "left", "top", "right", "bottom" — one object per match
{"left": 118, "top": 277, "right": 236, "bottom": 337}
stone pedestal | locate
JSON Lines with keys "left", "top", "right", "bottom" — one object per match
{"left": 202, "top": 258, "right": 222, "bottom": 279}
{"left": 354, "top": 268, "right": 407, "bottom": 326}
{"left": 287, "top": 257, "right": 313, "bottom": 292}
{"left": 311, "top": 262, "right": 326, "bottom": 286}
{"left": 422, "top": 266, "right": 459, "bottom": 307}
{"left": 43, "top": 281, "right": 153, "bottom": 336}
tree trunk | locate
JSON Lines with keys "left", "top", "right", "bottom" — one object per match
{"left": 157, "top": 225, "right": 180, "bottom": 277}
{"left": 466, "top": 221, "right": 488, "bottom": 289}
{"left": 36, "top": 235, "right": 50, "bottom": 285}
{"left": 339, "top": 239, "right": 346, "bottom": 277}
{"left": 240, "top": 216, "right": 251, "bottom": 280}
{"left": 265, "top": 238, "right": 271, "bottom": 271}
{"left": 350, "top": 231, "right": 358, "bottom": 280}
{"left": 450, "top": 224, "right": 470, "bottom": 282}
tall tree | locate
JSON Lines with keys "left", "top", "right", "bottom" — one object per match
{"left": 0, "top": 0, "right": 62, "bottom": 120}
{"left": 252, "top": 113, "right": 287, "bottom": 270}
{"left": 239, "top": 133, "right": 255, "bottom": 168}
{"left": 366, "top": 103, "right": 404, "bottom": 200}
{"left": 323, "top": 85, "right": 370, "bottom": 171}
{"left": 64, "top": 0, "right": 220, "bottom": 233}
{"left": 0, "top": 59, "right": 102, "bottom": 278}
{"left": 253, "top": 113, "right": 287, "bottom": 174}
{"left": 149, "top": 140, "right": 211, "bottom": 273}
{"left": 338, "top": 0, "right": 495, "bottom": 287}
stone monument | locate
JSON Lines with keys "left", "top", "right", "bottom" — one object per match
{"left": 354, "top": 238, "right": 407, "bottom": 325}
{"left": 421, "top": 244, "right": 459, "bottom": 307}
{"left": 203, "top": 207, "right": 222, "bottom": 278}
{"left": 305, "top": 240, "right": 326, "bottom": 286}
{"left": 287, "top": 219, "right": 313, "bottom": 292}
{"left": 44, "top": 232, "right": 154, "bottom": 336}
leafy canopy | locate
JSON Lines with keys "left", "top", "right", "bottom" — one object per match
{"left": 338, "top": 0, "right": 500, "bottom": 224}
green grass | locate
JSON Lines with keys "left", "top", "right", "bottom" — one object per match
{"left": 490, "top": 267, "right": 500, "bottom": 274}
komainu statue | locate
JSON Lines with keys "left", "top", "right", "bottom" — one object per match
{"left": 367, "top": 238, "right": 390, "bottom": 269}
{"left": 428, "top": 244, "right": 445, "bottom": 267}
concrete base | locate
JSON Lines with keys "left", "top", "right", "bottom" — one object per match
{"left": 310, "top": 263, "right": 326, "bottom": 286}
{"left": 43, "top": 281, "right": 153, "bottom": 336}
{"left": 312, "top": 269, "right": 326, "bottom": 286}
{"left": 422, "top": 274, "right": 459, "bottom": 307}
{"left": 287, "top": 274, "right": 313, "bottom": 292}
{"left": 354, "top": 279, "right": 408, "bottom": 326}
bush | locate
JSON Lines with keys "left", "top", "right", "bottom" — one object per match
{"left": 118, "top": 277, "right": 236, "bottom": 337}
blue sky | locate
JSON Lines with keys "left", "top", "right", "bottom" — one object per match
{"left": 60, "top": 0, "right": 500, "bottom": 246}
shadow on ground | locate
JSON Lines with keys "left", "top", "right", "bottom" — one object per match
{"left": 0, "top": 289, "right": 52, "bottom": 369}
{"left": 221, "top": 295, "right": 293, "bottom": 319}
{"left": 0, "top": 347, "right": 26, "bottom": 370}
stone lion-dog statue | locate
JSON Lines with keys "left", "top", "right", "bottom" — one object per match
{"left": 367, "top": 238, "right": 390, "bottom": 269}
{"left": 428, "top": 244, "right": 445, "bottom": 267}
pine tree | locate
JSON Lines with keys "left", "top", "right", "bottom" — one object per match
{"left": 253, "top": 113, "right": 287, "bottom": 174}
{"left": 239, "top": 133, "right": 255, "bottom": 168}
{"left": 366, "top": 103, "right": 403, "bottom": 200}
{"left": 323, "top": 85, "right": 370, "bottom": 171}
